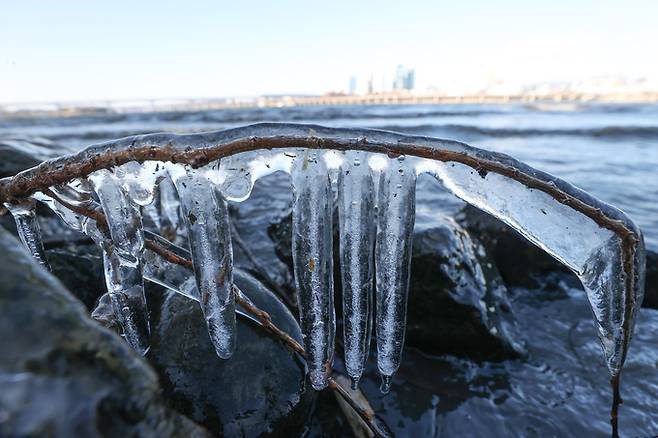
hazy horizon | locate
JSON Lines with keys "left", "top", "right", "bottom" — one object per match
{"left": 2, "top": 0, "right": 658, "bottom": 104}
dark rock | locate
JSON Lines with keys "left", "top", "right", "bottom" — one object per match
{"left": 0, "top": 226, "right": 210, "bottom": 437}
{"left": 406, "top": 217, "right": 525, "bottom": 360}
{"left": 0, "top": 137, "right": 60, "bottom": 178}
{"left": 147, "top": 269, "right": 315, "bottom": 437}
{"left": 48, "top": 246, "right": 106, "bottom": 310}
{"left": 643, "top": 250, "right": 658, "bottom": 309}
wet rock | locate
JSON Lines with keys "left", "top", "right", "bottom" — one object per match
{"left": 643, "top": 250, "right": 658, "bottom": 309}
{"left": 0, "top": 137, "right": 60, "bottom": 178}
{"left": 47, "top": 246, "right": 106, "bottom": 310}
{"left": 147, "top": 269, "right": 315, "bottom": 437}
{"left": 0, "top": 226, "right": 210, "bottom": 437}
{"left": 406, "top": 216, "right": 525, "bottom": 360}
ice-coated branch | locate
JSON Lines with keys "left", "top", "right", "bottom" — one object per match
{"left": 0, "top": 123, "right": 645, "bottom": 435}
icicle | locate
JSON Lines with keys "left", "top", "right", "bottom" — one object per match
{"left": 4, "top": 198, "right": 50, "bottom": 270}
{"left": 157, "top": 176, "right": 182, "bottom": 231}
{"left": 291, "top": 150, "right": 335, "bottom": 390}
{"left": 337, "top": 151, "right": 375, "bottom": 389}
{"left": 89, "top": 170, "right": 150, "bottom": 355}
{"left": 375, "top": 156, "right": 416, "bottom": 392}
{"left": 171, "top": 167, "right": 236, "bottom": 359}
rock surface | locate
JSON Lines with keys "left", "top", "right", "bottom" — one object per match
{"left": 0, "top": 226, "right": 210, "bottom": 437}
{"left": 48, "top": 246, "right": 106, "bottom": 310}
{"left": 644, "top": 250, "right": 658, "bottom": 309}
{"left": 146, "top": 269, "right": 315, "bottom": 437}
{"left": 406, "top": 216, "right": 524, "bottom": 360}
{"left": 0, "top": 137, "right": 61, "bottom": 178}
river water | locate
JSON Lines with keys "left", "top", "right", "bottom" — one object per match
{"left": 1, "top": 102, "right": 657, "bottom": 436}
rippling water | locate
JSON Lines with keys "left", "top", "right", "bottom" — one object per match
{"left": 2, "top": 102, "right": 656, "bottom": 248}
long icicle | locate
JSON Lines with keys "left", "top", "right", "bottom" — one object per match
{"left": 4, "top": 198, "right": 51, "bottom": 270}
{"left": 375, "top": 157, "right": 416, "bottom": 393}
{"left": 291, "top": 150, "right": 336, "bottom": 390}
{"left": 90, "top": 170, "right": 150, "bottom": 354}
{"left": 171, "top": 167, "right": 236, "bottom": 359}
{"left": 338, "top": 151, "right": 375, "bottom": 389}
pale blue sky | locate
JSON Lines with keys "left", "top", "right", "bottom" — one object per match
{"left": 1, "top": 0, "right": 657, "bottom": 103}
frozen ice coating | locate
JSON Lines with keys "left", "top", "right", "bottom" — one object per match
{"left": 0, "top": 124, "right": 644, "bottom": 412}
{"left": 291, "top": 150, "right": 336, "bottom": 390}
{"left": 337, "top": 151, "right": 376, "bottom": 389}
{"left": 170, "top": 166, "right": 236, "bottom": 359}
{"left": 4, "top": 198, "right": 50, "bottom": 270}
{"left": 89, "top": 169, "right": 150, "bottom": 355}
{"left": 419, "top": 159, "right": 642, "bottom": 375}
{"left": 375, "top": 157, "right": 417, "bottom": 392}
{"left": 157, "top": 176, "right": 183, "bottom": 231}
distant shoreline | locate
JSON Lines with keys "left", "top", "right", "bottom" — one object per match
{"left": 2, "top": 91, "right": 657, "bottom": 120}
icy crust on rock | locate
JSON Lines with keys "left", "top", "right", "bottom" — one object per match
{"left": 7, "top": 123, "right": 644, "bottom": 388}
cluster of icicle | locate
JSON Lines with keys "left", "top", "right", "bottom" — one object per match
{"left": 2, "top": 123, "right": 645, "bottom": 394}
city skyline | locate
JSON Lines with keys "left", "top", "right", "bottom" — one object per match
{"left": 2, "top": 1, "right": 658, "bottom": 104}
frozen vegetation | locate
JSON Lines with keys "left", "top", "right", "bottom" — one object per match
{"left": 0, "top": 123, "right": 645, "bottom": 405}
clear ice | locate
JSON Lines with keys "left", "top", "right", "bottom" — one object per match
{"left": 5, "top": 124, "right": 644, "bottom": 395}
{"left": 375, "top": 157, "right": 416, "bottom": 390}
{"left": 170, "top": 166, "right": 236, "bottom": 359}
{"left": 4, "top": 198, "right": 50, "bottom": 270}
{"left": 89, "top": 170, "right": 150, "bottom": 354}
{"left": 291, "top": 150, "right": 336, "bottom": 390}
{"left": 337, "top": 151, "right": 376, "bottom": 388}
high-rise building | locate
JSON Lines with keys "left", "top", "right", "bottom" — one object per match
{"left": 404, "top": 69, "right": 415, "bottom": 91}
{"left": 349, "top": 76, "right": 358, "bottom": 95}
{"left": 393, "top": 65, "right": 415, "bottom": 91}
